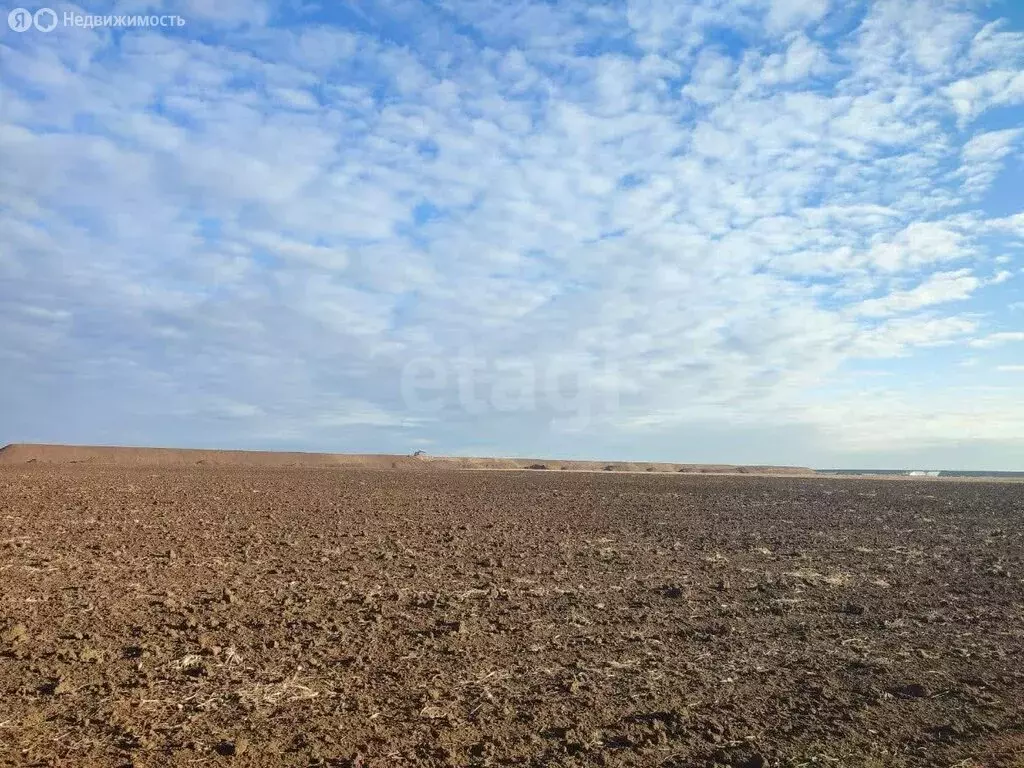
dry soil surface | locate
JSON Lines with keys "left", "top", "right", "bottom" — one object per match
{"left": 1, "top": 465, "right": 1022, "bottom": 767}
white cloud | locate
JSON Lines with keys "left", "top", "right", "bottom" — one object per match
{"left": 970, "top": 20, "right": 1024, "bottom": 67}
{"left": 990, "top": 270, "right": 1013, "bottom": 285}
{"left": 244, "top": 231, "right": 349, "bottom": 272}
{"left": 946, "top": 70, "right": 1024, "bottom": 123}
{"left": 852, "top": 270, "right": 980, "bottom": 317}
{"left": 757, "top": 34, "right": 830, "bottom": 84}
{"left": 797, "top": 388, "right": 1024, "bottom": 450}
{"left": 315, "top": 401, "right": 429, "bottom": 429}
{"left": 0, "top": 0, "right": 1022, "bottom": 464}
{"left": 959, "top": 128, "right": 1022, "bottom": 195}
{"left": 854, "top": 315, "right": 980, "bottom": 357}
{"left": 765, "top": 0, "right": 829, "bottom": 35}
{"left": 181, "top": 0, "right": 271, "bottom": 27}
{"left": 969, "top": 332, "right": 1024, "bottom": 348}
{"left": 862, "top": 222, "right": 974, "bottom": 273}
{"left": 682, "top": 50, "right": 736, "bottom": 105}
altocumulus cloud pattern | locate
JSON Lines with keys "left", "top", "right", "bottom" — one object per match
{"left": 0, "top": 0, "right": 1023, "bottom": 468}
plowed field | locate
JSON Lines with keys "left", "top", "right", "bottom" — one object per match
{"left": 1, "top": 465, "right": 1022, "bottom": 767}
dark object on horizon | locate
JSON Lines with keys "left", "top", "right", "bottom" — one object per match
{"left": 526, "top": 463, "right": 548, "bottom": 470}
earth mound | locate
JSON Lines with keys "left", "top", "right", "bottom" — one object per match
{"left": 0, "top": 444, "right": 813, "bottom": 474}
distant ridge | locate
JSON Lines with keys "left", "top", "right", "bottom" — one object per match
{"left": 0, "top": 443, "right": 812, "bottom": 475}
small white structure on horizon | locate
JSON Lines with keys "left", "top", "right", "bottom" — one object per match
{"left": 908, "top": 470, "right": 941, "bottom": 477}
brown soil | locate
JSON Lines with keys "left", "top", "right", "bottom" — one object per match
{"left": 1, "top": 465, "right": 1022, "bottom": 767}
{"left": 0, "top": 444, "right": 811, "bottom": 475}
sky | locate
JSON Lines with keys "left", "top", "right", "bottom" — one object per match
{"left": 0, "top": 0, "right": 1022, "bottom": 470}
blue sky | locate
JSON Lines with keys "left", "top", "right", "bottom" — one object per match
{"left": 1, "top": 0, "right": 1022, "bottom": 469}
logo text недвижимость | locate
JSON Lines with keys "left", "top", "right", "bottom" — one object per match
{"left": 8, "top": 8, "right": 185, "bottom": 32}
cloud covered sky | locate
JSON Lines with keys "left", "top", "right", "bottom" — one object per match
{"left": 1, "top": 0, "right": 1023, "bottom": 469}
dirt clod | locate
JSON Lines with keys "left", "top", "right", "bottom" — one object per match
{"left": 215, "top": 738, "right": 247, "bottom": 757}
{"left": 893, "top": 682, "right": 930, "bottom": 699}
{"left": 2, "top": 623, "right": 28, "bottom": 645}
